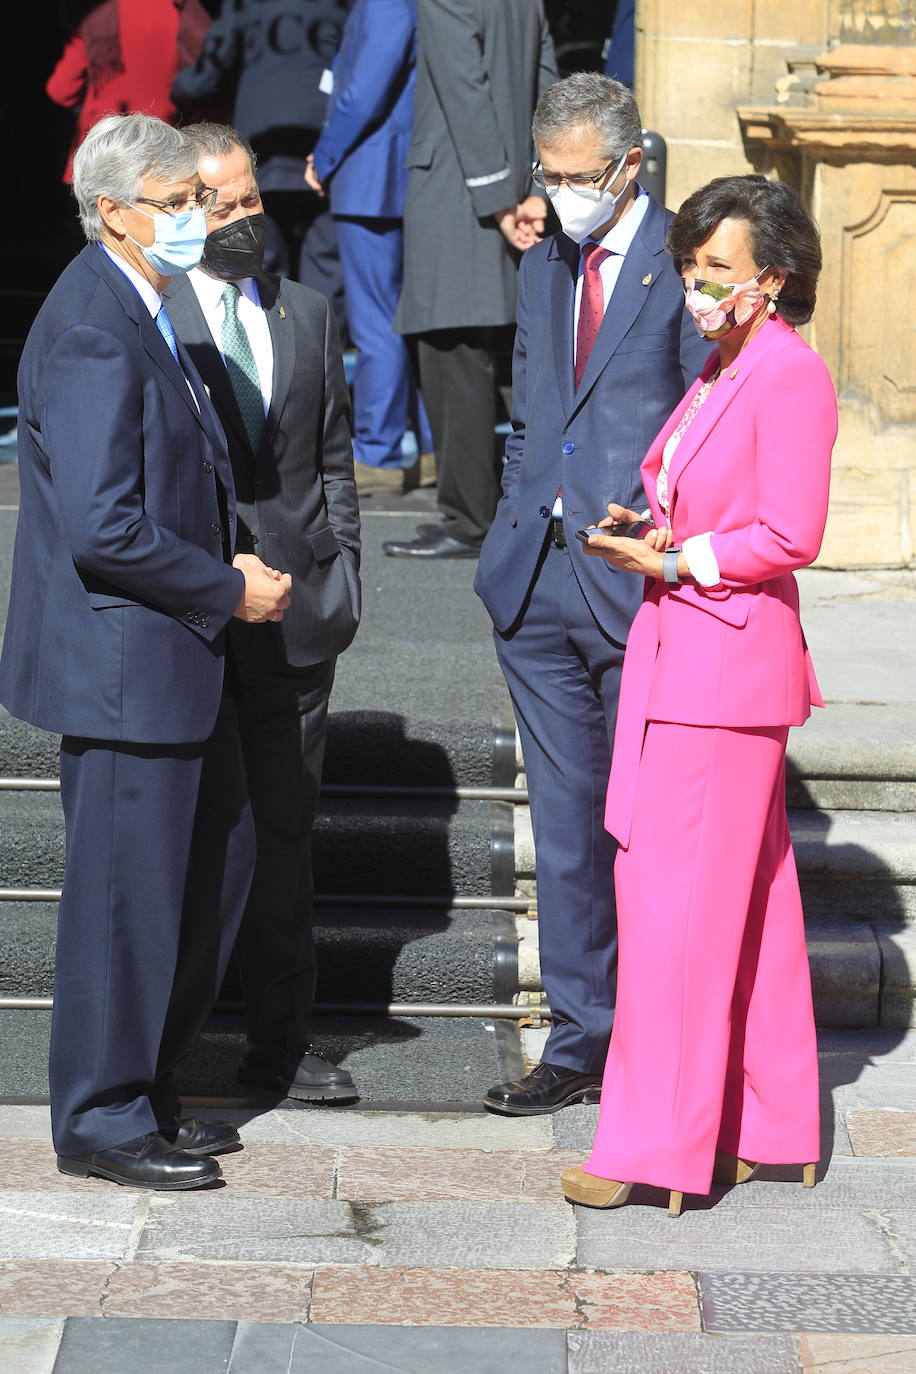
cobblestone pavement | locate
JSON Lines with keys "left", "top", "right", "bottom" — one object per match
{"left": 1, "top": 1032, "right": 914, "bottom": 1373}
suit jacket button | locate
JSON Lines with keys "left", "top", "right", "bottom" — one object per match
{"left": 562, "top": 442, "right": 575, "bottom": 454}
{"left": 199, "top": 617, "right": 209, "bottom": 629}
{"left": 539, "top": 506, "right": 550, "bottom": 518}
{"left": 203, "top": 461, "right": 214, "bottom": 473}
{"left": 210, "top": 522, "right": 221, "bottom": 535}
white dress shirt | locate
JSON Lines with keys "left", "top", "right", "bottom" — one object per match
{"left": 573, "top": 185, "right": 650, "bottom": 352}
{"left": 101, "top": 244, "right": 199, "bottom": 409}
{"left": 554, "top": 188, "right": 651, "bottom": 518}
{"left": 187, "top": 266, "right": 274, "bottom": 415}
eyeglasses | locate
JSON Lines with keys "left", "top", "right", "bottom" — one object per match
{"left": 531, "top": 157, "right": 623, "bottom": 191}
{"left": 133, "top": 187, "right": 218, "bottom": 216}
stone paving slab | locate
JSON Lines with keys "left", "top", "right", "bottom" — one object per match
{"left": 551, "top": 1099, "right": 855, "bottom": 1160}
{"left": 52, "top": 1316, "right": 237, "bottom": 1374}
{"left": 136, "top": 1197, "right": 577, "bottom": 1270}
{"left": 103, "top": 1260, "right": 313, "bottom": 1323}
{"left": 700, "top": 1272, "right": 916, "bottom": 1334}
{"left": 335, "top": 1146, "right": 581, "bottom": 1203}
{"left": 576, "top": 1202, "right": 905, "bottom": 1273}
{"left": 0, "top": 1262, "right": 111, "bottom": 1318}
{"left": 0, "top": 1317, "right": 64, "bottom": 1374}
{"left": 566, "top": 1330, "right": 800, "bottom": 1374}
{"left": 135, "top": 1198, "right": 373, "bottom": 1266}
{"left": 847, "top": 1110, "right": 916, "bottom": 1157}
{"left": 825, "top": 1061, "right": 916, "bottom": 1111}
{"left": 797, "top": 1332, "right": 916, "bottom": 1372}
{"left": 229, "top": 1322, "right": 569, "bottom": 1374}
{"left": 204, "top": 1105, "right": 555, "bottom": 1151}
{"left": 817, "top": 1030, "right": 916, "bottom": 1062}
{"left": 0, "top": 1192, "right": 138, "bottom": 1261}
{"left": 307, "top": 1266, "right": 700, "bottom": 1330}
{"left": 682, "top": 1159, "right": 916, "bottom": 1210}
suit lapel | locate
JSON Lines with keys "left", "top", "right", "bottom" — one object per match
{"left": 570, "top": 198, "right": 669, "bottom": 420}
{"left": 162, "top": 275, "right": 251, "bottom": 453}
{"left": 257, "top": 273, "right": 294, "bottom": 455}
{"left": 84, "top": 249, "right": 205, "bottom": 433}
{"left": 664, "top": 317, "right": 791, "bottom": 507}
{"left": 546, "top": 235, "right": 577, "bottom": 420}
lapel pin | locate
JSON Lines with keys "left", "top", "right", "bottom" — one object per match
{"left": 279, "top": 306, "right": 286, "bottom": 319}
{"left": 642, "top": 273, "right": 653, "bottom": 286}
{"left": 729, "top": 368, "right": 739, "bottom": 380}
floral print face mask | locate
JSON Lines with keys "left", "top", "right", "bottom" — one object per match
{"left": 683, "top": 269, "right": 770, "bottom": 339}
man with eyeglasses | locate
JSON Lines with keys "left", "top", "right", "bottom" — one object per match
{"left": 383, "top": 0, "right": 558, "bottom": 559}
{"left": 0, "top": 113, "right": 292, "bottom": 1190}
{"left": 163, "top": 121, "right": 361, "bottom": 1107}
{"left": 475, "top": 73, "right": 709, "bottom": 1117}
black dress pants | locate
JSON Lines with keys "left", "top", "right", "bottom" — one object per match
{"left": 228, "top": 620, "right": 337, "bottom": 1052}
{"left": 414, "top": 325, "right": 514, "bottom": 546}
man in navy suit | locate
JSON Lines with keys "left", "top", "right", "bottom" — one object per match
{"left": 306, "top": 0, "right": 432, "bottom": 489}
{"left": 475, "top": 74, "right": 709, "bottom": 1115}
{"left": 0, "top": 113, "right": 291, "bottom": 1188}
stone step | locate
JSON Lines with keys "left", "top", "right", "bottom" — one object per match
{"left": 512, "top": 704, "right": 916, "bottom": 812}
{"left": 0, "top": 708, "right": 516, "bottom": 792}
{"left": 515, "top": 913, "right": 916, "bottom": 1029}
{"left": 513, "top": 807, "right": 916, "bottom": 926}
{"left": 0, "top": 791, "right": 514, "bottom": 899}
{"left": 0, "top": 902, "right": 518, "bottom": 1008}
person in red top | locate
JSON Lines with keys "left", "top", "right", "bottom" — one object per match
{"left": 47, "top": 0, "right": 212, "bottom": 182}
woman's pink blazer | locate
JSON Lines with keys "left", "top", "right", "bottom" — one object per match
{"left": 605, "top": 315, "right": 838, "bottom": 847}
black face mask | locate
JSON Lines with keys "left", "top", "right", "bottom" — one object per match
{"left": 201, "top": 212, "right": 267, "bottom": 280}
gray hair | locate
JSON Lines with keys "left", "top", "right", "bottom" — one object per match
{"left": 182, "top": 121, "right": 258, "bottom": 173}
{"left": 532, "top": 73, "right": 643, "bottom": 159}
{"left": 72, "top": 113, "right": 200, "bottom": 242}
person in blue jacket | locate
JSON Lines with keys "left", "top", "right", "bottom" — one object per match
{"left": 306, "top": 0, "right": 431, "bottom": 478}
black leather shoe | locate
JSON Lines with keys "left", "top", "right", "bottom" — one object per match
{"left": 238, "top": 1043, "right": 359, "bottom": 1104}
{"left": 57, "top": 1132, "right": 221, "bottom": 1190}
{"left": 159, "top": 1118, "right": 242, "bottom": 1156}
{"left": 484, "top": 1063, "right": 602, "bottom": 1116}
{"left": 382, "top": 530, "right": 480, "bottom": 559}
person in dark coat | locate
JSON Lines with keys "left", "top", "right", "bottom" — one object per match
{"left": 0, "top": 113, "right": 290, "bottom": 1188}
{"left": 306, "top": 0, "right": 432, "bottom": 483}
{"left": 172, "top": 0, "right": 351, "bottom": 339}
{"left": 474, "top": 74, "right": 710, "bottom": 1116}
{"left": 383, "top": 0, "right": 558, "bottom": 559}
{"left": 163, "top": 121, "right": 362, "bottom": 1103}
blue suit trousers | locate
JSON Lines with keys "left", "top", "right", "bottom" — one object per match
{"left": 335, "top": 215, "right": 431, "bottom": 468}
{"left": 50, "top": 693, "right": 255, "bottom": 1156}
{"left": 494, "top": 540, "right": 625, "bottom": 1074}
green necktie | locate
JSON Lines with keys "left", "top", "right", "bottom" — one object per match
{"left": 221, "top": 282, "right": 264, "bottom": 452}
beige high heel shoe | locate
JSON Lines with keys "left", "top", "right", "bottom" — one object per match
{"left": 561, "top": 1165, "right": 684, "bottom": 1217}
{"left": 713, "top": 1150, "right": 817, "bottom": 1188}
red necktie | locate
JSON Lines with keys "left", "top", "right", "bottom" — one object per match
{"left": 574, "top": 242, "right": 612, "bottom": 389}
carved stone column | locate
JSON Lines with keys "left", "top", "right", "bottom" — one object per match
{"left": 737, "top": 18, "right": 916, "bottom": 568}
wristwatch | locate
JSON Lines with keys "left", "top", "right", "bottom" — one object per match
{"left": 662, "top": 548, "right": 682, "bottom": 584}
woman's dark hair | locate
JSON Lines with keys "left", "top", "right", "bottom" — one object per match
{"left": 667, "top": 175, "right": 822, "bottom": 326}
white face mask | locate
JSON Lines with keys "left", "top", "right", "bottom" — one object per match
{"left": 545, "top": 153, "right": 630, "bottom": 243}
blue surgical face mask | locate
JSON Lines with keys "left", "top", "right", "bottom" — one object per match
{"left": 126, "top": 205, "right": 207, "bottom": 276}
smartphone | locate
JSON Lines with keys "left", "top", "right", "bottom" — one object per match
{"left": 576, "top": 520, "right": 653, "bottom": 543}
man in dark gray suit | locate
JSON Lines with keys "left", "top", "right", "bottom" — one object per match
{"left": 384, "top": 0, "right": 558, "bottom": 559}
{"left": 164, "top": 123, "right": 361, "bottom": 1103}
{"left": 475, "top": 75, "right": 710, "bottom": 1114}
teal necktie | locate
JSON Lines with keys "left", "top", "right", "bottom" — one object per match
{"left": 221, "top": 283, "right": 265, "bottom": 452}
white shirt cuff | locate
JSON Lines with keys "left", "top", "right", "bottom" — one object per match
{"left": 681, "top": 532, "right": 721, "bottom": 588}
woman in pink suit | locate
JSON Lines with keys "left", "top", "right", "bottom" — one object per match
{"left": 561, "top": 175, "right": 838, "bottom": 1216}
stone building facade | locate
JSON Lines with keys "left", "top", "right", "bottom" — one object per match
{"left": 637, "top": 1, "right": 916, "bottom": 567}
